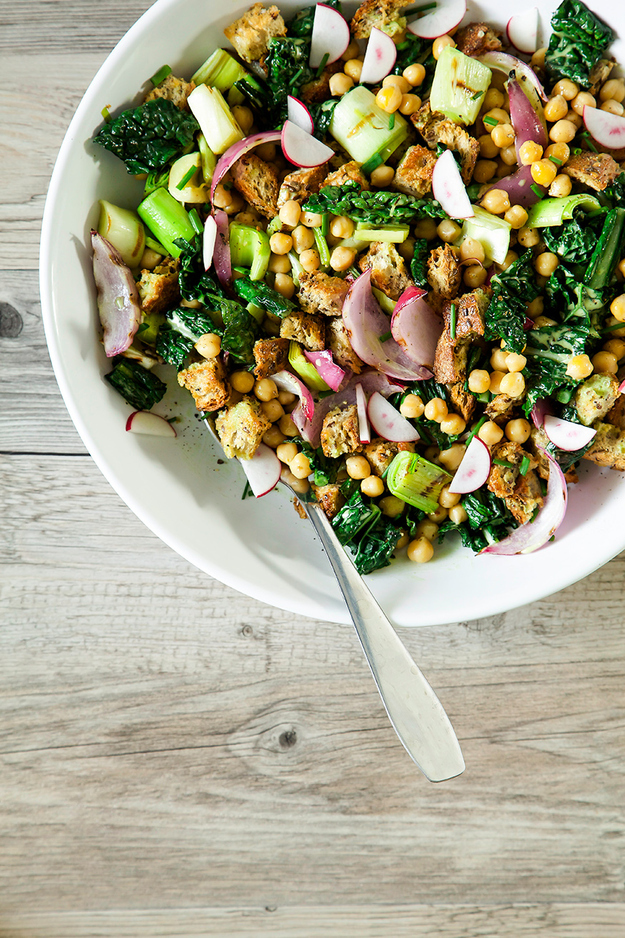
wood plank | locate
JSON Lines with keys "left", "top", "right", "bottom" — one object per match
{"left": 0, "top": 1, "right": 151, "bottom": 54}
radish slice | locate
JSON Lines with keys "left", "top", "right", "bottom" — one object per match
{"left": 367, "top": 392, "right": 420, "bottom": 443}
{"left": 202, "top": 215, "right": 217, "bottom": 271}
{"left": 506, "top": 7, "right": 539, "bottom": 54}
{"left": 126, "top": 411, "right": 177, "bottom": 438}
{"left": 303, "top": 349, "right": 346, "bottom": 391}
{"left": 272, "top": 370, "right": 315, "bottom": 420}
{"left": 481, "top": 448, "right": 567, "bottom": 555}
{"left": 212, "top": 209, "right": 231, "bottom": 287}
{"left": 478, "top": 52, "right": 548, "bottom": 102}
{"left": 91, "top": 231, "right": 141, "bottom": 358}
{"left": 530, "top": 398, "right": 553, "bottom": 429}
{"left": 583, "top": 105, "right": 625, "bottom": 149}
{"left": 391, "top": 285, "right": 443, "bottom": 371}
{"left": 281, "top": 120, "right": 334, "bottom": 168}
{"left": 210, "top": 131, "right": 282, "bottom": 202}
{"left": 240, "top": 443, "right": 281, "bottom": 497}
{"left": 619, "top": 378, "right": 625, "bottom": 395}
{"left": 448, "top": 436, "right": 491, "bottom": 494}
{"left": 432, "top": 149, "right": 474, "bottom": 220}
{"left": 360, "top": 27, "right": 397, "bottom": 84}
{"left": 407, "top": 0, "right": 466, "bottom": 39}
{"left": 287, "top": 95, "right": 314, "bottom": 134}
{"left": 356, "top": 383, "right": 371, "bottom": 443}
{"left": 543, "top": 415, "right": 597, "bottom": 452}
{"left": 309, "top": 2, "right": 351, "bottom": 68}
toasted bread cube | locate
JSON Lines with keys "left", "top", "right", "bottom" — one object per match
{"left": 137, "top": 257, "right": 180, "bottom": 314}
{"left": 280, "top": 312, "right": 326, "bottom": 351}
{"left": 311, "top": 483, "right": 344, "bottom": 520}
{"left": 487, "top": 441, "right": 543, "bottom": 524}
{"left": 563, "top": 152, "right": 621, "bottom": 192}
{"left": 574, "top": 373, "right": 619, "bottom": 426}
{"left": 277, "top": 166, "right": 328, "bottom": 208}
{"left": 324, "top": 160, "right": 371, "bottom": 191}
{"left": 215, "top": 396, "right": 272, "bottom": 459}
{"left": 297, "top": 271, "right": 350, "bottom": 317}
{"left": 393, "top": 145, "right": 438, "bottom": 198}
{"left": 320, "top": 404, "right": 362, "bottom": 458}
{"left": 411, "top": 103, "right": 480, "bottom": 184}
{"left": 350, "top": 0, "right": 412, "bottom": 39}
{"left": 223, "top": 3, "right": 286, "bottom": 63}
{"left": 454, "top": 22, "right": 503, "bottom": 57}
{"left": 230, "top": 153, "right": 280, "bottom": 218}
{"left": 177, "top": 358, "right": 230, "bottom": 412}
{"left": 253, "top": 337, "right": 289, "bottom": 379}
{"left": 364, "top": 438, "right": 415, "bottom": 476}
{"left": 358, "top": 241, "right": 412, "bottom": 300}
{"left": 427, "top": 243, "right": 462, "bottom": 299}
{"left": 144, "top": 74, "right": 196, "bottom": 110}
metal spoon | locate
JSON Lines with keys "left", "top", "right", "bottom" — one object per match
{"left": 205, "top": 419, "right": 465, "bottom": 782}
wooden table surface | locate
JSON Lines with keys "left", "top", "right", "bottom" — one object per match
{"left": 1, "top": 2, "right": 624, "bottom": 935}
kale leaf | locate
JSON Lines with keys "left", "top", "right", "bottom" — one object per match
{"left": 293, "top": 439, "right": 338, "bottom": 486}
{"left": 545, "top": 0, "right": 614, "bottom": 87}
{"left": 156, "top": 307, "right": 218, "bottom": 369}
{"left": 523, "top": 320, "right": 589, "bottom": 414}
{"left": 438, "top": 489, "right": 517, "bottom": 553}
{"left": 302, "top": 181, "right": 446, "bottom": 226}
{"left": 105, "top": 358, "right": 167, "bottom": 410}
{"left": 332, "top": 491, "right": 381, "bottom": 545}
{"left": 401, "top": 379, "right": 460, "bottom": 449}
{"left": 484, "top": 250, "right": 540, "bottom": 353}
{"left": 350, "top": 516, "right": 402, "bottom": 575}
{"left": 392, "top": 34, "right": 435, "bottom": 92}
{"left": 542, "top": 217, "right": 597, "bottom": 264}
{"left": 410, "top": 238, "right": 431, "bottom": 289}
{"left": 233, "top": 275, "right": 297, "bottom": 319}
{"left": 308, "top": 99, "right": 339, "bottom": 139}
{"left": 263, "top": 37, "right": 315, "bottom": 125}
{"left": 93, "top": 99, "right": 199, "bottom": 175}
{"left": 603, "top": 172, "right": 625, "bottom": 209}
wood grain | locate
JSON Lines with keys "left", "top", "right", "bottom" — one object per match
{"left": 1, "top": 0, "right": 625, "bottom": 935}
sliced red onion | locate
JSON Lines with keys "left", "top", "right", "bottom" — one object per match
{"left": 342, "top": 270, "right": 433, "bottom": 382}
{"left": 507, "top": 77, "right": 547, "bottom": 161}
{"left": 478, "top": 51, "right": 548, "bottom": 102}
{"left": 481, "top": 448, "right": 568, "bottom": 555}
{"left": 303, "top": 349, "right": 346, "bottom": 391}
{"left": 210, "top": 131, "right": 282, "bottom": 203}
{"left": 618, "top": 377, "right": 625, "bottom": 395}
{"left": 203, "top": 215, "right": 217, "bottom": 271}
{"left": 355, "top": 382, "right": 371, "bottom": 443}
{"left": 485, "top": 163, "right": 546, "bottom": 209}
{"left": 543, "top": 415, "right": 597, "bottom": 451}
{"left": 272, "top": 370, "right": 315, "bottom": 420}
{"left": 296, "top": 371, "right": 404, "bottom": 446}
{"left": 212, "top": 209, "right": 231, "bottom": 287}
{"left": 91, "top": 231, "right": 141, "bottom": 358}
{"left": 530, "top": 398, "right": 553, "bottom": 429}
{"left": 390, "top": 285, "right": 443, "bottom": 372}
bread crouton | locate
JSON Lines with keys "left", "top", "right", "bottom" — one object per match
{"left": 528, "top": 427, "right": 578, "bottom": 484}
{"left": 143, "top": 74, "right": 196, "bottom": 110}
{"left": 311, "top": 483, "right": 344, "bottom": 520}
{"left": 363, "top": 438, "right": 415, "bottom": 476}
{"left": 487, "top": 441, "right": 544, "bottom": 524}
{"left": 411, "top": 104, "right": 480, "bottom": 184}
{"left": 588, "top": 58, "right": 615, "bottom": 96}
{"left": 297, "top": 271, "right": 349, "bottom": 317}
{"left": 485, "top": 393, "right": 517, "bottom": 424}
{"left": 433, "top": 289, "right": 490, "bottom": 422}
{"left": 300, "top": 61, "right": 344, "bottom": 104}
{"left": 350, "top": 0, "right": 412, "bottom": 38}
{"left": 324, "top": 160, "right": 371, "bottom": 191}
{"left": 280, "top": 312, "right": 326, "bottom": 350}
{"left": 230, "top": 153, "right": 279, "bottom": 218}
{"left": 574, "top": 373, "right": 620, "bottom": 426}
{"left": 177, "top": 358, "right": 230, "bottom": 412}
{"left": 583, "top": 422, "right": 625, "bottom": 471}
{"left": 326, "top": 317, "right": 365, "bottom": 374}
{"left": 427, "top": 243, "right": 462, "bottom": 299}
{"left": 223, "top": 3, "right": 286, "bottom": 63}
{"left": 454, "top": 22, "right": 503, "bottom": 57}
{"left": 563, "top": 152, "right": 621, "bottom": 191}
{"left": 358, "top": 241, "right": 412, "bottom": 300}
{"left": 393, "top": 145, "right": 438, "bottom": 198}
{"left": 215, "top": 396, "right": 272, "bottom": 459}
{"left": 253, "top": 337, "right": 289, "bottom": 378}
{"left": 320, "top": 404, "right": 362, "bottom": 458}
{"left": 604, "top": 394, "right": 625, "bottom": 430}
{"left": 137, "top": 257, "right": 180, "bottom": 314}
{"left": 277, "top": 166, "right": 328, "bottom": 208}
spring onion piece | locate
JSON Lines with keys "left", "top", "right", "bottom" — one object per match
{"left": 137, "top": 188, "right": 195, "bottom": 258}
{"left": 386, "top": 451, "right": 452, "bottom": 513}
{"left": 145, "top": 235, "right": 166, "bottom": 254}
{"left": 355, "top": 223, "right": 410, "bottom": 243}
{"left": 187, "top": 84, "right": 244, "bottom": 156}
{"left": 198, "top": 134, "right": 217, "bottom": 185}
{"left": 168, "top": 153, "right": 210, "bottom": 204}
{"left": 191, "top": 48, "right": 253, "bottom": 106}
{"left": 188, "top": 209, "right": 203, "bottom": 236}
{"left": 150, "top": 64, "right": 172, "bottom": 87}
{"left": 390, "top": 285, "right": 443, "bottom": 372}
{"left": 288, "top": 250, "right": 305, "bottom": 287}
{"left": 210, "top": 130, "right": 282, "bottom": 202}
{"left": 98, "top": 200, "right": 145, "bottom": 268}
{"left": 229, "top": 224, "right": 271, "bottom": 281}
{"left": 91, "top": 231, "right": 142, "bottom": 357}
{"left": 584, "top": 208, "right": 625, "bottom": 290}
{"left": 459, "top": 206, "right": 511, "bottom": 265}
{"left": 526, "top": 193, "right": 603, "bottom": 228}
{"left": 329, "top": 86, "right": 408, "bottom": 166}
{"left": 313, "top": 227, "right": 331, "bottom": 268}
{"left": 429, "top": 47, "right": 492, "bottom": 125}
{"left": 372, "top": 287, "right": 396, "bottom": 316}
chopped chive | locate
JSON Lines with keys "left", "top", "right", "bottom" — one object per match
{"left": 348, "top": 265, "right": 361, "bottom": 279}
{"left": 476, "top": 391, "right": 490, "bottom": 403}
{"left": 519, "top": 455, "right": 531, "bottom": 476}
{"left": 529, "top": 503, "right": 541, "bottom": 523}
{"left": 379, "top": 330, "right": 392, "bottom": 342}
{"left": 493, "top": 458, "right": 516, "bottom": 469}
{"left": 531, "top": 184, "right": 544, "bottom": 198}
{"left": 548, "top": 155, "right": 563, "bottom": 166}
{"left": 483, "top": 115, "right": 498, "bottom": 127}
{"left": 388, "top": 113, "right": 395, "bottom": 130}
{"left": 242, "top": 481, "right": 253, "bottom": 499}
{"left": 450, "top": 303, "right": 457, "bottom": 340}
{"left": 602, "top": 322, "right": 625, "bottom": 334}
{"left": 471, "top": 90, "right": 483, "bottom": 101}
{"left": 101, "top": 106, "right": 112, "bottom": 123}
{"left": 316, "top": 52, "right": 329, "bottom": 78}
{"left": 291, "top": 68, "right": 304, "bottom": 87}
{"left": 150, "top": 64, "right": 172, "bottom": 87}
{"left": 467, "top": 415, "right": 488, "bottom": 442}
{"left": 578, "top": 129, "right": 598, "bottom": 153}
{"left": 188, "top": 208, "right": 204, "bottom": 235}
{"left": 176, "top": 165, "right": 197, "bottom": 190}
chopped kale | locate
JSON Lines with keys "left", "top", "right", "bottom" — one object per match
{"left": 402, "top": 379, "right": 460, "bottom": 449}
{"left": 542, "top": 217, "right": 597, "bottom": 264}
{"left": 93, "top": 98, "right": 199, "bottom": 175}
{"left": 350, "top": 516, "right": 401, "bottom": 575}
{"left": 105, "top": 358, "right": 167, "bottom": 410}
{"left": 438, "top": 489, "right": 517, "bottom": 553}
{"left": 308, "top": 98, "right": 339, "bottom": 139}
{"left": 156, "top": 326, "right": 194, "bottom": 369}
{"left": 523, "top": 319, "right": 589, "bottom": 414}
{"left": 155, "top": 306, "right": 218, "bottom": 369}
{"left": 485, "top": 250, "right": 540, "bottom": 353}
{"left": 263, "top": 37, "right": 315, "bottom": 125}
{"left": 233, "top": 275, "right": 297, "bottom": 319}
{"left": 545, "top": 0, "right": 614, "bottom": 87}
{"left": 332, "top": 490, "right": 381, "bottom": 545}
{"left": 410, "top": 238, "right": 431, "bottom": 289}
{"left": 302, "top": 181, "right": 446, "bottom": 226}
{"left": 293, "top": 439, "right": 338, "bottom": 486}
{"left": 603, "top": 172, "right": 625, "bottom": 209}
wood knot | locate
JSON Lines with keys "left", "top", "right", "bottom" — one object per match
{"left": 0, "top": 303, "right": 23, "bottom": 338}
{"left": 241, "top": 624, "right": 253, "bottom": 637}
{"left": 279, "top": 728, "right": 297, "bottom": 749}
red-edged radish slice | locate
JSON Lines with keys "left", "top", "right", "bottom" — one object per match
{"left": 287, "top": 95, "right": 314, "bottom": 134}
{"left": 309, "top": 2, "right": 351, "bottom": 68}
{"left": 543, "top": 415, "right": 597, "bottom": 452}
{"left": 281, "top": 120, "right": 334, "bottom": 168}
{"left": 240, "top": 443, "right": 282, "bottom": 497}
{"left": 448, "top": 436, "right": 491, "bottom": 494}
{"left": 619, "top": 378, "right": 625, "bottom": 395}
{"left": 126, "top": 411, "right": 177, "bottom": 438}
{"left": 356, "top": 382, "right": 371, "bottom": 444}
{"left": 432, "top": 149, "right": 474, "bottom": 220}
{"left": 478, "top": 51, "right": 548, "bottom": 102}
{"left": 202, "top": 215, "right": 217, "bottom": 271}
{"left": 506, "top": 7, "right": 539, "bottom": 54}
{"left": 583, "top": 105, "right": 625, "bottom": 149}
{"left": 407, "top": 0, "right": 466, "bottom": 39}
{"left": 360, "top": 27, "right": 397, "bottom": 84}
{"left": 367, "top": 392, "right": 420, "bottom": 443}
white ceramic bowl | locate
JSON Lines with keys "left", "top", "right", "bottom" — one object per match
{"left": 41, "top": 0, "right": 625, "bottom": 626}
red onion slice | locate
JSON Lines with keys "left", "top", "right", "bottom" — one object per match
{"left": 212, "top": 209, "right": 232, "bottom": 287}
{"left": 485, "top": 163, "right": 546, "bottom": 208}
{"left": 303, "top": 349, "right": 346, "bottom": 391}
{"left": 530, "top": 398, "right": 553, "bottom": 429}
{"left": 210, "top": 131, "right": 282, "bottom": 202}
{"left": 481, "top": 448, "right": 568, "bottom": 555}
{"left": 390, "top": 285, "right": 443, "bottom": 372}
{"left": 91, "top": 231, "right": 141, "bottom": 358}
{"left": 342, "top": 270, "right": 433, "bottom": 382}
{"left": 355, "top": 382, "right": 371, "bottom": 443}
{"left": 619, "top": 377, "right": 625, "bottom": 395}
{"left": 478, "top": 51, "right": 548, "bottom": 102}
{"left": 507, "top": 77, "right": 547, "bottom": 161}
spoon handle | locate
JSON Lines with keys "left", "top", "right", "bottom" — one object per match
{"left": 305, "top": 502, "right": 465, "bottom": 782}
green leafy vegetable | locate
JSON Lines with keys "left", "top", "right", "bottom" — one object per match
{"left": 93, "top": 99, "right": 199, "bottom": 175}
{"left": 349, "top": 516, "right": 402, "bottom": 575}
{"left": 603, "top": 172, "right": 625, "bottom": 209}
{"left": 542, "top": 217, "right": 597, "bottom": 264}
{"left": 545, "top": 0, "right": 614, "bottom": 87}
{"left": 263, "top": 37, "right": 314, "bottom": 125}
{"left": 308, "top": 99, "right": 339, "bottom": 138}
{"left": 438, "top": 489, "right": 517, "bottom": 552}
{"left": 233, "top": 275, "right": 297, "bottom": 319}
{"left": 332, "top": 491, "right": 381, "bottom": 545}
{"left": 302, "top": 181, "right": 445, "bottom": 226}
{"left": 410, "top": 238, "right": 431, "bottom": 289}
{"left": 155, "top": 306, "right": 217, "bottom": 369}
{"left": 485, "top": 250, "right": 540, "bottom": 353}
{"left": 105, "top": 359, "right": 167, "bottom": 410}
{"left": 293, "top": 439, "right": 338, "bottom": 486}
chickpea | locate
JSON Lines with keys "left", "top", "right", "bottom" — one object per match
{"left": 483, "top": 107, "right": 510, "bottom": 126}
{"left": 342, "top": 40, "right": 360, "bottom": 60}
{"left": 545, "top": 142, "right": 570, "bottom": 165}
{"left": 375, "top": 85, "right": 402, "bottom": 113}
{"left": 478, "top": 420, "right": 504, "bottom": 446}
{"left": 464, "top": 266, "right": 487, "bottom": 288}
{"left": 491, "top": 122, "right": 515, "bottom": 149}
{"left": 370, "top": 164, "right": 395, "bottom": 187}
{"left": 232, "top": 105, "right": 254, "bottom": 134}
{"left": 292, "top": 225, "right": 315, "bottom": 253}
{"left": 428, "top": 504, "right": 448, "bottom": 524}
{"left": 424, "top": 446, "right": 440, "bottom": 463}
{"left": 544, "top": 94, "right": 569, "bottom": 122}
{"left": 517, "top": 226, "right": 540, "bottom": 248}
{"left": 571, "top": 91, "right": 596, "bottom": 116}
{"left": 343, "top": 58, "right": 363, "bottom": 82}
{"left": 263, "top": 425, "right": 286, "bottom": 449}
{"left": 262, "top": 315, "right": 280, "bottom": 337}
{"left": 449, "top": 503, "right": 468, "bottom": 525}
{"left": 346, "top": 455, "right": 371, "bottom": 480}
{"left": 490, "top": 348, "right": 510, "bottom": 371}
{"left": 213, "top": 183, "right": 233, "bottom": 208}
{"left": 278, "top": 390, "right": 296, "bottom": 407}
{"left": 601, "top": 99, "right": 625, "bottom": 116}
{"left": 268, "top": 252, "right": 291, "bottom": 274}
{"left": 281, "top": 469, "right": 309, "bottom": 495}
{"left": 531, "top": 48, "right": 547, "bottom": 69}
{"left": 500, "top": 250, "right": 518, "bottom": 271}
{"left": 329, "top": 215, "right": 354, "bottom": 239}
{"left": 403, "top": 63, "right": 426, "bottom": 86}
{"left": 604, "top": 339, "right": 625, "bottom": 360}
{"left": 500, "top": 372, "right": 526, "bottom": 398}
{"left": 535, "top": 252, "right": 559, "bottom": 277}
{"left": 397, "top": 236, "right": 415, "bottom": 261}
{"left": 566, "top": 354, "right": 593, "bottom": 380}
{"left": 329, "top": 72, "right": 354, "bottom": 96}
{"left": 565, "top": 109, "right": 583, "bottom": 129}
{"left": 505, "top": 418, "right": 531, "bottom": 444}
{"left": 440, "top": 414, "right": 466, "bottom": 436}
{"left": 399, "top": 93, "right": 422, "bottom": 115}
{"left": 488, "top": 370, "right": 503, "bottom": 394}
{"left": 481, "top": 188, "right": 510, "bottom": 214}
{"left": 399, "top": 394, "right": 425, "bottom": 419}
{"left": 496, "top": 161, "right": 515, "bottom": 179}
{"left": 439, "top": 485, "right": 461, "bottom": 509}
{"left": 300, "top": 211, "right": 323, "bottom": 228}
{"left": 504, "top": 205, "right": 529, "bottom": 230}
{"left": 482, "top": 88, "right": 505, "bottom": 111}
{"left": 506, "top": 352, "right": 527, "bottom": 373}
{"left": 256, "top": 142, "right": 276, "bottom": 161}
{"left": 330, "top": 246, "right": 357, "bottom": 272}
{"left": 261, "top": 399, "right": 285, "bottom": 423}
{"left": 279, "top": 413, "right": 299, "bottom": 436}
{"left": 460, "top": 237, "right": 485, "bottom": 264}
{"left": 274, "top": 273, "right": 295, "bottom": 298}
{"left": 407, "top": 537, "right": 434, "bottom": 563}
{"left": 553, "top": 78, "right": 579, "bottom": 100}
{"left": 383, "top": 74, "right": 411, "bottom": 94}
{"left": 599, "top": 79, "right": 625, "bottom": 103}
{"left": 278, "top": 199, "right": 301, "bottom": 228}
{"left": 290, "top": 452, "right": 312, "bottom": 480}
{"left": 549, "top": 119, "right": 577, "bottom": 143}
{"left": 414, "top": 218, "right": 438, "bottom": 240}
{"left": 433, "top": 34, "right": 455, "bottom": 59}
{"left": 437, "top": 219, "right": 462, "bottom": 242}
{"left": 531, "top": 159, "right": 558, "bottom": 187}
{"left": 254, "top": 377, "right": 278, "bottom": 402}
{"left": 438, "top": 444, "right": 466, "bottom": 472}
{"left": 468, "top": 369, "right": 490, "bottom": 393}
{"left": 619, "top": 259, "right": 625, "bottom": 279}
{"left": 231, "top": 370, "right": 255, "bottom": 393}
{"left": 610, "top": 294, "right": 625, "bottom": 322}
{"left": 269, "top": 232, "right": 293, "bottom": 255}
{"left": 276, "top": 441, "right": 298, "bottom": 464}
{"left": 549, "top": 174, "right": 572, "bottom": 198}
{"left": 194, "top": 333, "right": 221, "bottom": 359}
{"left": 223, "top": 193, "right": 245, "bottom": 215}
{"left": 473, "top": 159, "right": 498, "bottom": 183}
{"left": 479, "top": 133, "right": 500, "bottom": 159}
{"left": 592, "top": 351, "right": 619, "bottom": 374}
{"left": 379, "top": 495, "right": 405, "bottom": 518}
{"left": 361, "top": 475, "right": 385, "bottom": 497}
{"left": 414, "top": 520, "right": 439, "bottom": 541}
{"left": 299, "top": 248, "right": 320, "bottom": 272}
{"left": 519, "top": 140, "right": 543, "bottom": 165}
{"left": 424, "top": 397, "right": 448, "bottom": 422}
{"left": 533, "top": 315, "right": 557, "bottom": 328}
{"left": 139, "top": 247, "right": 162, "bottom": 269}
